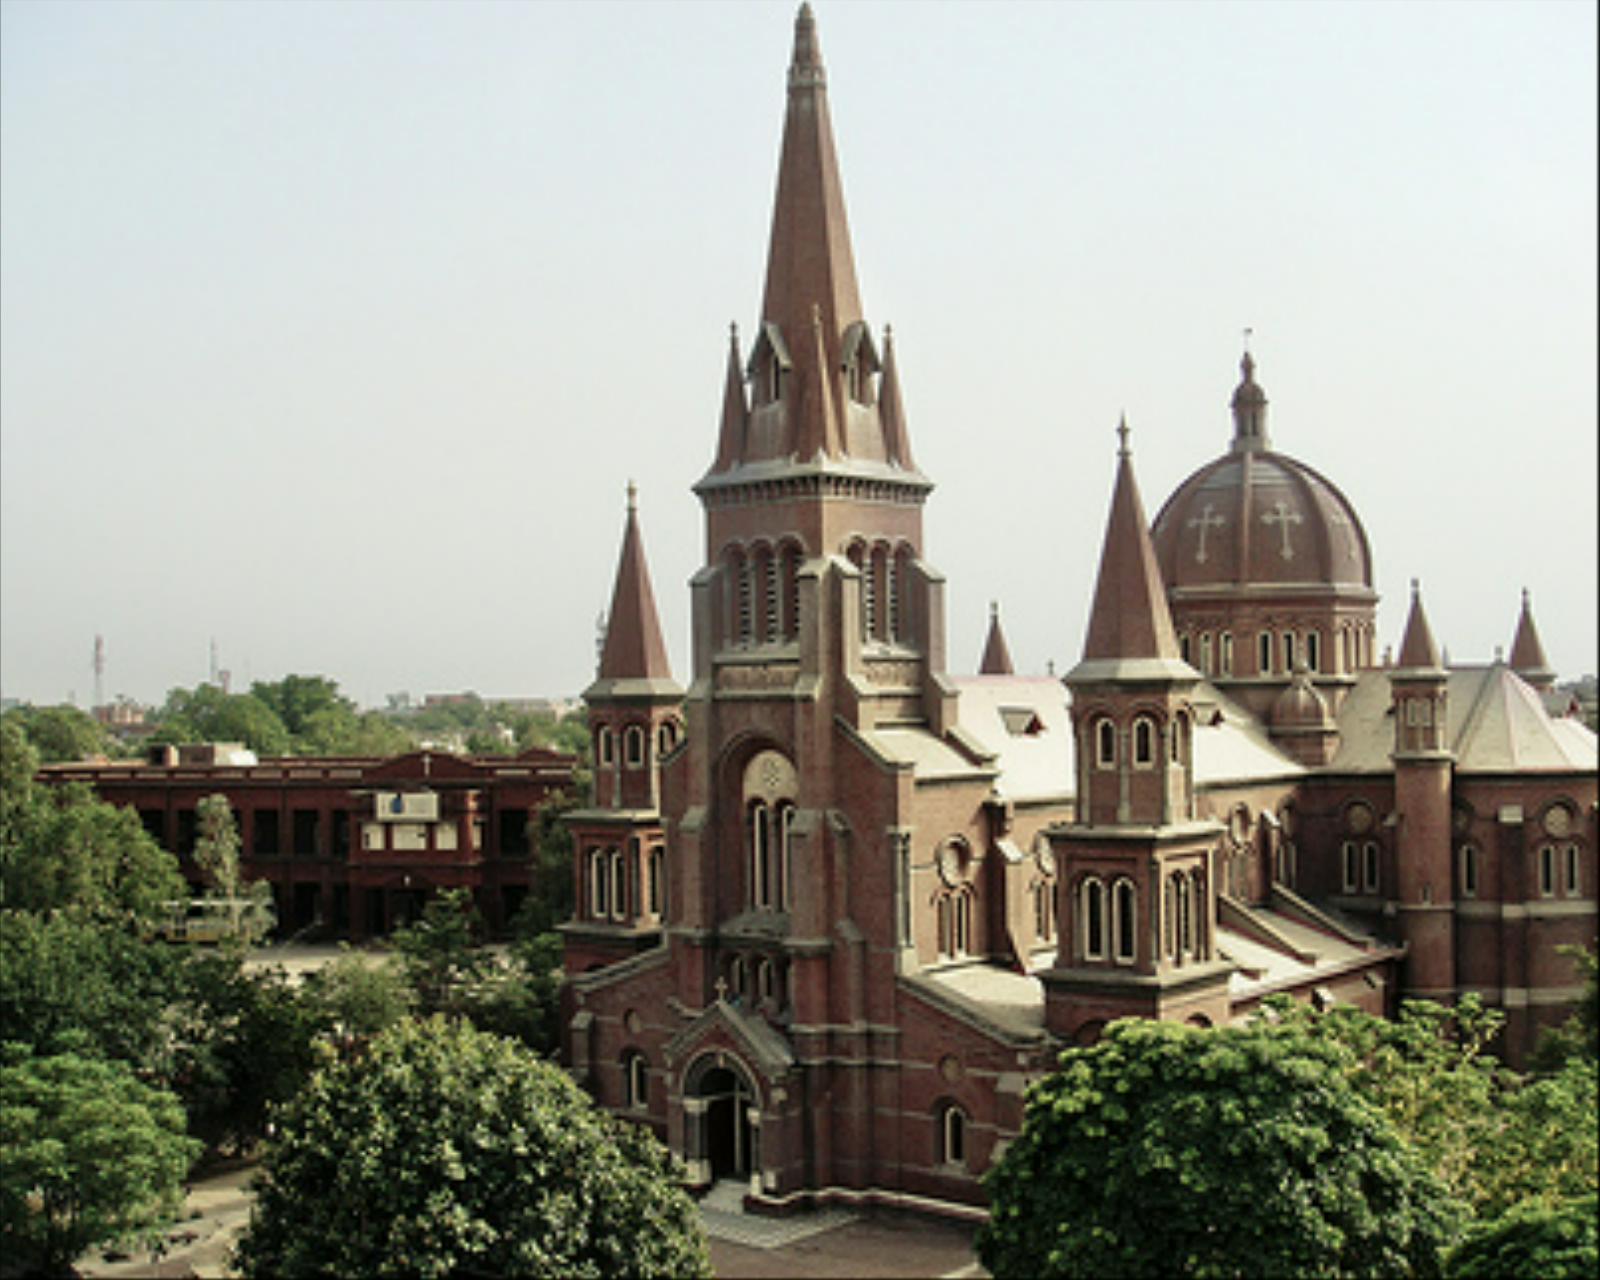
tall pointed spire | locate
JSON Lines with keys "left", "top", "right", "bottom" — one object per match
{"left": 760, "top": 3, "right": 863, "bottom": 364}
{"left": 878, "top": 324, "right": 914, "bottom": 469}
{"left": 597, "top": 483, "right": 673, "bottom": 683}
{"left": 713, "top": 324, "right": 748, "bottom": 471}
{"left": 1508, "top": 588, "right": 1555, "bottom": 688}
{"left": 1074, "top": 421, "right": 1185, "bottom": 674}
{"left": 979, "top": 601, "right": 1015, "bottom": 675}
{"left": 1396, "top": 579, "right": 1443, "bottom": 671}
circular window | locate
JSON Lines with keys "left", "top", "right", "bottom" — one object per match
{"left": 1346, "top": 801, "right": 1375, "bottom": 836}
{"left": 936, "top": 839, "right": 968, "bottom": 888}
{"left": 1544, "top": 806, "right": 1572, "bottom": 838}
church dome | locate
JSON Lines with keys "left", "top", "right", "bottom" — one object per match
{"left": 1150, "top": 354, "right": 1373, "bottom": 594}
{"left": 1271, "top": 669, "right": 1332, "bottom": 730}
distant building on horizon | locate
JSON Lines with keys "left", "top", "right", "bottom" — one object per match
{"left": 559, "top": 4, "right": 1596, "bottom": 1217}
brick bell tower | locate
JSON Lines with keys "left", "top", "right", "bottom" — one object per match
{"left": 663, "top": 0, "right": 951, "bottom": 1012}
{"left": 1044, "top": 424, "right": 1232, "bottom": 1042}
{"left": 1389, "top": 580, "right": 1455, "bottom": 1001}
{"left": 563, "top": 483, "right": 684, "bottom": 974}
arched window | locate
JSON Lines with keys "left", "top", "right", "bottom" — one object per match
{"left": 1175, "top": 871, "right": 1193, "bottom": 956}
{"left": 1565, "top": 843, "right": 1581, "bottom": 896}
{"left": 1199, "top": 632, "right": 1213, "bottom": 676}
{"left": 1112, "top": 879, "right": 1136, "bottom": 963}
{"left": 1282, "top": 631, "right": 1297, "bottom": 673}
{"left": 1258, "top": 631, "right": 1274, "bottom": 675}
{"left": 781, "top": 542, "right": 803, "bottom": 639}
{"left": 1133, "top": 717, "right": 1156, "bottom": 768}
{"left": 953, "top": 886, "right": 974, "bottom": 956}
{"left": 1179, "top": 633, "right": 1192, "bottom": 664}
{"left": 1305, "top": 630, "right": 1321, "bottom": 673}
{"left": 757, "top": 544, "right": 779, "bottom": 642}
{"left": 610, "top": 849, "right": 626, "bottom": 920}
{"left": 749, "top": 800, "right": 772, "bottom": 909}
{"left": 726, "top": 546, "right": 751, "bottom": 645}
{"left": 1459, "top": 844, "right": 1478, "bottom": 899}
{"left": 1341, "top": 841, "right": 1359, "bottom": 893}
{"left": 1220, "top": 632, "right": 1234, "bottom": 676}
{"left": 624, "top": 1052, "right": 648, "bottom": 1110}
{"left": 648, "top": 845, "right": 665, "bottom": 914}
{"left": 656, "top": 719, "right": 679, "bottom": 757}
{"left": 893, "top": 544, "right": 915, "bottom": 643}
{"left": 776, "top": 801, "right": 795, "bottom": 910}
{"left": 938, "top": 1104, "right": 968, "bottom": 1168}
{"left": 590, "top": 849, "right": 609, "bottom": 919}
{"left": 1362, "top": 841, "right": 1379, "bottom": 894}
{"left": 1539, "top": 845, "right": 1556, "bottom": 897}
{"left": 937, "top": 893, "right": 954, "bottom": 958}
{"left": 1095, "top": 719, "right": 1117, "bottom": 770}
{"left": 1171, "top": 712, "right": 1186, "bottom": 764}
{"left": 867, "top": 544, "right": 888, "bottom": 641}
{"left": 1033, "top": 880, "right": 1054, "bottom": 942}
{"left": 728, "top": 955, "right": 748, "bottom": 1001}
{"left": 624, "top": 724, "right": 645, "bottom": 768}
{"left": 596, "top": 726, "right": 615, "bottom": 768}
{"left": 1189, "top": 869, "right": 1206, "bottom": 959}
{"left": 1081, "top": 877, "right": 1106, "bottom": 961}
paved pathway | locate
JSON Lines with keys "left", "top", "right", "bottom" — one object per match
{"left": 79, "top": 1164, "right": 984, "bottom": 1279}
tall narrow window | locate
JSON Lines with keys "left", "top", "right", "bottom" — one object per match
{"left": 1362, "top": 842, "right": 1380, "bottom": 894}
{"left": 1259, "top": 631, "right": 1274, "bottom": 675}
{"left": 1539, "top": 845, "right": 1556, "bottom": 897}
{"left": 1199, "top": 632, "right": 1213, "bottom": 676}
{"left": 1341, "top": 841, "right": 1359, "bottom": 893}
{"left": 1179, "top": 634, "right": 1191, "bottom": 664}
{"left": 954, "top": 887, "right": 974, "bottom": 955}
{"left": 1565, "top": 844, "right": 1581, "bottom": 896}
{"left": 776, "top": 802, "right": 796, "bottom": 910}
{"left": 1220, "top": 632, "right": 1234, "bottom": 676}
{"left": 1113, "top": 879, "right": 1136, "bottom": 963}
{"left": 1459, "top": 845, "right": 1478, "bottom": 899}
{"left": 1190, "top": 869, "right": 1206, "bottom": 959}
{"left": 649, "top": 846, "right": 665, "bottom": 914}
{"left": 1033, "top": 881, "right": 1054, "bottom": 941}
{"left": 610, "top": 849, "right": 626, "bottom": 920}
{"left": 1082, "top": 878, "right": 1105, "bottom": 960}
{"left": 893, "top": 545, "right": 915, "bottom": 644}
{"left": 625, "top": 1053, "right": 648, "bottom": 1110}
{"left": 1133, "top": 717, "right": 1156, "bottom": 767}
{"left": 1095, "top": 719, "right": 1117, "bottom": 769}
{"left": 624, "top": 725, "right": 645, "bottom": 768}
{"left": 760, "top": 547, "right": 779, "bottom": 642}
{"left": 750, "top": 801, "right": 772, "bottom": 908}
{"left": 1282, "top": 632, "right": 1297, "bottom": 673}
{"left": 939, "top": 1105, "right": 968, "bottom": 1168}
{"left": 597, "top": 726, "right": 615, "bottom": 768}
{"left": 591, "top": 850, "right": 609, "bottom": 919}
{"left": 1306, "top": 630, "right": 1321, "bottom": 673}
{"left": 783, "top": 543, "right": 803, "bottom": 639}
{"left": 1176, "top": 872, "right": 1193, "bottom": 956}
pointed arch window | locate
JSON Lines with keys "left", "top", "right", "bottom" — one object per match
{"left": 596, "top": 726, "right": 615, "bottom": 769}
{"left": 1095, "top": 718, "right": 1117, "bottom": 770}
{"left": 1133, "top": 717, "right": 1157, "bottom": 768}
{"left": 624, "top": 724, "right": 645, "bottom": 768}
{"left": 938, "top": 1103, "right": 968, "bottom": 1169}
{"left": 1081, "top": 877, "right": 1106, "bottom": 961}
{"left": 1112, "top": 879, "right": 1136, "bottom": 963}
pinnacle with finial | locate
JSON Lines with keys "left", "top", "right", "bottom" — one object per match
{"left": 1116, "top": 415, "right": 1131, "bottom": 458}
{"left": 626, "top": 480, "right": 637, "bottom": 513}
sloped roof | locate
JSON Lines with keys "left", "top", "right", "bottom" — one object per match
{"left": 1190, "top": 685, "right": 1305, "bottom": 785}
{"left": 1329, "top": 664, "right": 1599, "bottom": 775}
{"left": 952, "top": 676, "right": 1073, "bottom": 802}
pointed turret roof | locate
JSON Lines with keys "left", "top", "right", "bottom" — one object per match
{"left": 1508, "top": 588, "right": 1556, "bottom": 686}
{"left": 1395, "top": 580, "right": 1443, "bottom": 672}
{"left": 761, "top": 4, "right": 862, "bottom": 383}
{"left": 1069, "top": 422, "right": 1191, "bottom": 683}
{"left": 1230, "top": 347, "right": 1272, "bottom": 453}
{"left": 713, "top": 324, "right": 748, "bottom": 471}
{"left": 701, "top": 5, "right": 927, "bottom": 485}
{"left": 979, "top": 602, "right": 1015, "bottom": 675}
{"left": 592, "top": 484, "right": 677, "bottom": 696}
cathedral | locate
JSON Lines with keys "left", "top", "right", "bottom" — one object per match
{"left": 559, "top": 5, "right": 1596, "bottom": 1214}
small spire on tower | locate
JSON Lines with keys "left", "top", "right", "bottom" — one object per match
{"left": 979, "top": 601, "right": 1015, "bottom": 676}
{"left": 1396, "top": 578, "right": 1443, "bottom": 671}
{"left": 1230, "top": 338, "right": 1271, "bottom": 453}
{"left": 1508, "top": 587, "right": 1556, "bottom": 689}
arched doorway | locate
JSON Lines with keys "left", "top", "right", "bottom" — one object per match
{"left": 684, "top": 1053, "right": 761, "bottom": 1187}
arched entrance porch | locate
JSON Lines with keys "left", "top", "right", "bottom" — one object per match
{"left": 681, "top": 1051, "right": 761, "bottom": 1192}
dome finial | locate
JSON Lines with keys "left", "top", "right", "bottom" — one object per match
{"left": 1230, "top": 334, "right": 1269, "bottom": 452}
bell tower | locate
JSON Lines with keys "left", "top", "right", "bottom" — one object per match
{"left": 1044, "top": 425, "right": 1231, "bottom": 1042}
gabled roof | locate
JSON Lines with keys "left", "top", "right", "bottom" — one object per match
{"left": 1329, "top": 664, "right": 1598, "bottom": 775}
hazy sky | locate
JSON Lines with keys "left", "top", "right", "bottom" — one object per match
{"left": 2, "top": 0, "right": 1595, "bottom": 711}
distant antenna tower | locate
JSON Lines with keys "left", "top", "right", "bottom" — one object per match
{"left": 209, "top": 637, "right": 220, "bottom": 686}
{"left": 93, "top": 635, "right": 105, "bottom": 711}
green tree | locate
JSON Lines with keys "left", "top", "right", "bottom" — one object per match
{"left": 978, "top": 1017, "right": 1459, "bottom": 1279}
{"left": 1, "top": 704, "right": 114, "bottom": 764}
{"left": 234, "top": 1016, "right": 710, "bottom": 1279}
{"left": 149, "top": 685, "right": 291, "bottom": 757}
{"left": 193, "top": 794, "right": 273, "bottom": 942}
{"left": 299, "top": 947, "right": 413, "bottom": 1046}
{"left": 389, "top": 887, "right": 490, "bottom": 1015}
{"left": 1446, "top": 1193, "right": 1598, "bottom": 1280}
{"left": 1, "top": 719, "right": 184, "bottom": 924}
{"left": 1533, "top": 946, "right": 1599, "bottom": 1071}
{"left": 1, "top": 1042, "right": 200, "bottom": 1276}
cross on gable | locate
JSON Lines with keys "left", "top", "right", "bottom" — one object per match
{"left": 1187, "top": 503, "right": 1226, "bottom": 564}
{"left": 1261, "top": 501, "right": 1303, "bottom": 561}
{"left": 714, "top": 976, "right": 729, "bottom": 1003}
